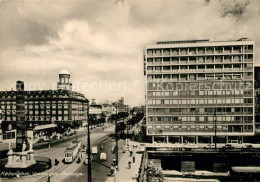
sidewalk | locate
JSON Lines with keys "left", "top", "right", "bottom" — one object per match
{"left": 106, "top": 141, "right": 142, "bottom": 182}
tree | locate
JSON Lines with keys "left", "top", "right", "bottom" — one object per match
{"left": 110, "top": 114, "right": 119, "bottom": 121}
{"left": 98, "top": 112, "right": 106, "bottom": 126}
{"left": 117, "top": 122, "right": 126, "bottom": 134}
{"left": 146, "top": 162, "right": 164, "bottom": 182}
{"left": 88, "top": 114, "right": 97, "bottom": 129}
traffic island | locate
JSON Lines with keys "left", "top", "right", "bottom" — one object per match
{"left": 0, "top": 156, "right": 52, "bottom": 178}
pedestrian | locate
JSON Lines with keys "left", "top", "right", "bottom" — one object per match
{"left": 132, "top": 154, "right": 135, "bottom": 163}
{"left": 47, "top": 174, "right": 50, "bottom": 182}
{"left": 81, "top": 152, "right": 83, "bottom": 159}
{"left": 128, "top": 160, "right": 131, "bottom": 169}
{"left": 130, "top": 150, "right": 133, "bottom": 157}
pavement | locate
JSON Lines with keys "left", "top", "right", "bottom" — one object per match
{"left": 105, "top": 141, "right": 142, "bottom": 182}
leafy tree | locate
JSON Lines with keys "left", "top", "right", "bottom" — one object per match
{"left": 117, "top": 122, "right": 126, "bottom": 134}
{"left": 88, "top": 114, "right": 97, "bottom": 129}
{"left": 110, "top": 114, "right": 119, "bottom": 121}
{"left": 98, "top": 112, "right": 106, "bottom": 125}
{"left": 146, "top": 162, "right": 164, "bottom": 182}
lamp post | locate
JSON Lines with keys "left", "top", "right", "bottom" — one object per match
{"left": 87, "top": 106, "right": 92, "bottom": 182}
{"left": 214, "top": 109, "right": 217, "bottom": 149}
{"left": 115, "top": 106, "right": 119, "bottom": 168}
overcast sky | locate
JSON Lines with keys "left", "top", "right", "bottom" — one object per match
{"left": 0, "top": 0, "right": 259, "bottom": 106}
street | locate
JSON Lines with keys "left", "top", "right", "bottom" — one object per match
{"left": 62, "top": 137, "right": 125, "bottom": 182}
{"left": 2, "top": 124, "right": 116, "bottom": 182}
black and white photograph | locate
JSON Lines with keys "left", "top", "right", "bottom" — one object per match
{"left": 0, "top": 0, "right": 260, "bottom": 181}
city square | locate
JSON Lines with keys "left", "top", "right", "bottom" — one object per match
{"left": 1, "top": 0, "right": 260, "bottom": 182}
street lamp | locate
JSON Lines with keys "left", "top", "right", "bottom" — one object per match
{"left": 87, "top": 106, "right": 92, "bottom": 182}
{"left": 115, "top": 106, "right": 119, "bottom": 168}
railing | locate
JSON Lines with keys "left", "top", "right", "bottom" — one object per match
{"left": 138, "top": 149, "right": 148, "bottom": 182}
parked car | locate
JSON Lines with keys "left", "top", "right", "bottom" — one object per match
{"left": 222, "top": 144, "right": 234, "bottom": 149}
{"left": 51, "top": 135, "right": 58, "bottom": 141}
{"left": 100, "top": 152, "right": 107, "bottom": 161}
{"left": 37, "top": 138, "right": 45, "bottom": 143}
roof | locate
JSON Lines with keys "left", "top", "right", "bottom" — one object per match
{"left": 59, "top": 69, "right": 70, "bottom": 75}
{"left": 90, "top": 104, "right": 102, "bottom": 108}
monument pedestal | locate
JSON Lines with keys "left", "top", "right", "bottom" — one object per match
{"left": 5, "top": 149, "right": 36, "bottom": 168}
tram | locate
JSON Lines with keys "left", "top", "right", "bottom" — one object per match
{"left": 64, "top": 139, "right": 82, "bottom": 163}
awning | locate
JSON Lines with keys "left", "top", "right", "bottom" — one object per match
{"left": 34, "top": 124, "right": 57, "bottom": 131}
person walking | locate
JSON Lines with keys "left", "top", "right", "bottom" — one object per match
{"left": 128, "top": 160, "right": 131, "bottom": 169}
{"left": 132, "top": 153, "right": 135, "bottom": 163}
{"left": 47, "top": 173, "right": 50, "bottom": 182}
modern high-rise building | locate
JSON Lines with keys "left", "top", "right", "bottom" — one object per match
{"left": 144, "top": 38, "right": 254, "bottom": 144}
{"left": 254, "top": 66, "right": 260, "bottom": 135}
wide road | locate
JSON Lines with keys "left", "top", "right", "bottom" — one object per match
{"left": 2, "top": 124, "right": 115, "bottom": 182}
{"left": 62, "top": 137, "right": 125, "bottom": 182}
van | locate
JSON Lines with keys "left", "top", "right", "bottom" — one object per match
{"left": 92, "top": 146, "right": 98, "bottom": 154}
{"left": 100, "top": 152, "right": 107, "bottom": 160}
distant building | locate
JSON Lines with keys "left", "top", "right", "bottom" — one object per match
{"left": 0, "top": 71, "right": 88, "bottom": 143}
{"left": 101, "top": 103, "right": 114, "bottom": 116}
{"left": 144, "top": 38, "right": 254, "bottom": 144}
{"left": 112, "top": 97, "right": 129, "bottom": 114}
{"left": 89, "top": 99, "right": 102, "bottom": 116}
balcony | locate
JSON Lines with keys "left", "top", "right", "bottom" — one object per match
{"left": 172, "top": 51, "right": 179, "bottom": 56}
{"left": 232, "top": 50, "right": 241, "bottom": 54}
{"left": 154, "top": 70, "right": 162, "bottom": 73}
{"left": 163, "top": 52, "right": 171, "bottom": 56}
{"left": 244, "top": 50, "right": 253, "bottom": 53}
{"left": 162, "top": 70, "right": 171, "bottom": 73}
{"left": 233, "top": 59, "right": 242, "bottom": 62}
{"left": 244, "top": 59, "right": 253, "bottom": 62}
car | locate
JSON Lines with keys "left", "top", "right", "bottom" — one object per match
{"left": 51, "top": 135, "right": 58, "bottom": 141}
{"left": 92, "top": 146, "right": 98, "bottom": 154}
{"left": 81, "top": 145, "right": 87, "bottom": 152}
{"left": 100, "top": 152, "right": 107, "bottom": 160}
{"left": 222, "top": 144, "right": 234, "bottom": 149}
{"left": 37, "top": 138, "right": 45, "bottom": 143}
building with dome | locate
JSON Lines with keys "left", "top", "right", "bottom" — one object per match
{"left": 0, "top": 72, "right": 88, "bottom": 143}
{"left": 57, "top": 69, "right": 72, "bottom": 91}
